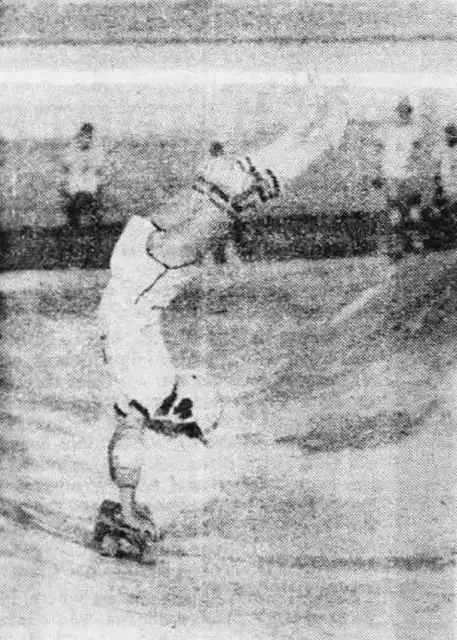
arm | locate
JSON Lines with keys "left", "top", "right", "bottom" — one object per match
{"left": 148, "top": 86, "right": 349, "bottom": 267}
{"left": 61, "top": 143, "right": 74, "bottom": 174}
{"left": 193, "top": 86, "right": 348, "bottom": 216}
{"left": 370, "top": 126, "right": 387, "bottom": 185}
{"left": 59, "top": 147, "right": 72, "bottom": 197}
{"left": 251, "top": 87, "right": 348, "bottom": 184}
{"left": 147, "top": 199, "right": 230, "bottom": 268}
{"left": 95, "top": 146, "right": 108, "bottom": 181}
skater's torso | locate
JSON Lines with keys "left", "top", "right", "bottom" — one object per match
{"left": 99, "top": 214, "right": 200, "bottom": 410}
{"left": 100, "top": 215, "right": 198, "bottom": 335}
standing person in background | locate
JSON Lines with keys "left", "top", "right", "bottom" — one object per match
{"left": 372, "top": 96, "right": 423, "bottom": 256}
{"left": 195, "top": 141, "right": 243, "bottom": 269}
{"left": 61, "top": 122, "right": 106, "bottom": 231}
{"left": 423, "top": 122, "right": 457, "bottom": 250}
{"left": 434, "top": 123, "right": 457, "bottom": 203}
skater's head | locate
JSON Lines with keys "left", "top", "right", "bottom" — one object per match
{"left": 395, "top": 97, "right": 413, "bottom": 125}
{"left": 444, "top": 123, "right": 457, "bottom": 148}
{"left": 209, "top": 141, "right": 224, "bottom": 158}
{"left": 76, "top": 122, "right": 95, "bottom": 150}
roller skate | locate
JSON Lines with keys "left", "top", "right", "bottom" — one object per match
{"left": 93, "top": 499, "right": 162, "bottom": 563}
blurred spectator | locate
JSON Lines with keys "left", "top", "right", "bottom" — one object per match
{"left": 194, "top": 140, "right": 233, "bottom": 199}
{"left": 372, "top": 97, "right": 423, "bottom": 255}
{"left": 433, "top": 123, "right": 457, "bottom": 202}
{"left": 374, "top": 97, "right": 421, "bottom": 192}
{"left": 61, "top": 123, "right": 106, "bottom": 230}
{"left": 201, "top": 141, "right": 226, "bottom": 176}
{"left": 196, "top": 141, "right": 243, "bottom": 269}
{"left": 422, "top": 123, "right": 457, "bottom": 250}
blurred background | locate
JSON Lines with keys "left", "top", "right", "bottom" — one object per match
{"left": 0, "top": 0, "right": 456, "bottom": 267}
{"left": 1, "top": 5, "right": 456, "bottom": 636}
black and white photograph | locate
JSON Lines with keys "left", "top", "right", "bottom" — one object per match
{"left": 0, "top": 0, "right": 455, "bottom": 638}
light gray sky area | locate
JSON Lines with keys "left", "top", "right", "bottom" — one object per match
{"left": 7, "top": 0, "right": 455, "bottom": 5}
{"left": 1, "top": 0, "right": 455, "bottom": 44}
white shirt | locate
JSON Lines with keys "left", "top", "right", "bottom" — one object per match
{"left": 376, "top": 122, "right": 420, "bottom": 180}
{"left": 64, "top": 140, "right": 105, "bottom": 195}
{"left": 99, "top": 216, "right": 199, "bottom": 410}
{"left": 100, "top": 216, "right": 199, "bottom": 331}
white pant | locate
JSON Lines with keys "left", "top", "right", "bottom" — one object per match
{"left": 105, "top": 310, "right": 176, "bottom": 416}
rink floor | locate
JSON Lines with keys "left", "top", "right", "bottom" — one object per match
{"left": 0, "top": 255, "right": 455, "bottom": 639}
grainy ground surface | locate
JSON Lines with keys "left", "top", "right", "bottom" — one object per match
{"left": 0, "top": 253, "right": 455, "bottom": 639}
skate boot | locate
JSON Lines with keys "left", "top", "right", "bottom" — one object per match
{"left": 93, "top": 500, "right": 162, "bottom": 563}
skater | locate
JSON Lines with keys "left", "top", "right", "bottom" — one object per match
{"left": 95, "top": 86, "right": 348, "bottom": 560}
{"left": 61, "top": 122, "right": 106, "bottom": 230}
{"left": 96, "top": 162, "right": 278, "bottom": 558}
{"left": 372, "top": 96, "right": 423, "bottom": 256}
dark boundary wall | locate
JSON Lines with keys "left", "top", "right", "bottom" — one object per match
{"left": 1, "top": 209, "right": 455, "bottom": 271}
{"left": 0, "top": 213, "right": 378, "bottom": 271}
{"left": 0, "top": 224, "right": 123, "bottom": 271}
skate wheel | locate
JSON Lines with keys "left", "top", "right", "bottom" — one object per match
{"left": 100, "top": 534, "right": 119, "bottom": 558}
{"left": 118, "top": 536, "right": 140, "bottom": 558}
{"left": 140, "top": 544, "right": 158, "bottom": 565}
